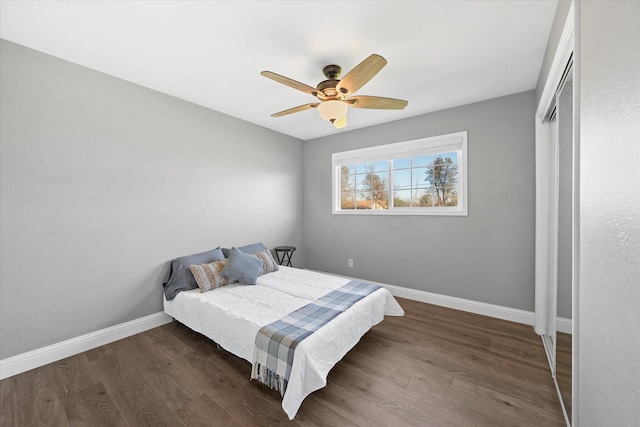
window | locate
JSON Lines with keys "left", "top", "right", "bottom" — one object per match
{"left": 332, "top": 131, "right": 467, "bottom": 215}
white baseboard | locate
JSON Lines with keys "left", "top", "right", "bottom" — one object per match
{"left": 380, "top": 281, "right": 573, "bottom": 334}
{"left": 382, "top": 282, "right": 536, "bottom": 326}
{"left": 0, "top": 278, "right": 574, "bottom": 381}
{"left": 556, "top": 317, "right": 573, "bottom": 335}
{"left": 306, "top": 269, "right": 540, "bottom": 327}
{"left": 0, "top": 312, "right": 173, "bottom": 380}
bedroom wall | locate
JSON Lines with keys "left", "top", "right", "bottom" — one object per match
{"left": 303, "top": 91, "right": 536, "bottom": 311}
{"left": 0, "top": 39, "right": 304, "bottom": 360}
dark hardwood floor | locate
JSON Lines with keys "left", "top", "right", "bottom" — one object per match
{"left": 0, "top": 298, "right": 567, "bottom": 426}
{"left": 555, "top": 331, "right": 572, "bottom": 420}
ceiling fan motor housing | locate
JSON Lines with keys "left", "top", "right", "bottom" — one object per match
{"left": 322, "top": 64, "right": 342, "bottom": 80}
{"left": 317, "top": 65, "right": 343, "bottom": 99}
{"left": 317, "top": 79, "right": 340, "bottom": 98}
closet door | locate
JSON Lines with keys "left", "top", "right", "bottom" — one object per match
{"left": 535, "top": 61, "right": 574, "bottom": 426}
{"left": 555, "top": 69, "right": 573, "bottom": 425}
{"left": 534, "top": 5, "right": 574, "bottom": 425}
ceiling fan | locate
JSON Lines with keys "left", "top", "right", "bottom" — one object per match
{"left": 261, "top": 54, "right": 408, "bottom": 129}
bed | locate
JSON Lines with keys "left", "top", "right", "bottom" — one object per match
{"left": 162, "top": 245, "right": 404, "bottom": 419}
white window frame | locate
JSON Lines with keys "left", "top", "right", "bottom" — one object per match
{"left": 332, "top": 131, "right": 468, "bottom": 216}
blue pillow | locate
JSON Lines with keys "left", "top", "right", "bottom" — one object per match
{"left": 221, "top": 247, "right": 264, "bottom": 285}
{"left": 222, "top": 242, "right": 267, "bottom": 258}
{"left": 163, "top": 247, "right": 225, "bottom": 300}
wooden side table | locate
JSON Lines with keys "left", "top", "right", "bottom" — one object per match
{"left": 274, "top": 246, "right": 296, "bottom": 267}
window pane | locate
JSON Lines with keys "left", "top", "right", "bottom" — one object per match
{"left": 393, "top": 157, "right": 411, "bottom": 169}
{"left": 373, "top": 160, "right": 388, "bottom": 172}
{"left": 363, "top": 171, "right": 388, "bottom": 209}
{"left": 429, "top": 186, "right": 458, "bottom": 206}
{"left": 348, "top": 175, "right": 356, "bottom": 190}
{"left": 440, "top": 186, "right": 458, "bottom": 206}
{"left": 393, "top": 169, "right": 411, "bottom": 190}
{"left": 356, "top": 163, "right": 371, "bottom": 174}
{"left": 341, "top": 193, "right": 355, "bottom": 209}
{"left": 393, "top": 190, "right": 411, "bottom": 207}
{"left": 442, "top": 152, "right": 458, "bottom": 162}
{"left": 356, "top": 192, "right": 372, "bottom": 209}
{"left": 373, "top": 171, "right": 388, "bottom": 184}
{"left": 412, "top": 167, "right": 429, "bottom": 188}
{"left": 432, "top": 164, "right": 444, "bottom": 187}
{"left": 412, "top": 155, "right": 433, "bottom": 168}
{"left": 340, "top": 168, "right": 355, "bottom": 193}
{"left": 356, "top": 174, "right": 368, "bottom": 191}
{"left": 414, "top": 189, "right": 434, "bottom": 207}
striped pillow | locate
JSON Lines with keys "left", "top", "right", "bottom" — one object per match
{"left": 252, "top": 250, "right": 279, "bottom": 276}
{"left": 189, "top": 259, "right": 230, "bottom": 292}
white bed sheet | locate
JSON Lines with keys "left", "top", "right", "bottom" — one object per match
{"left": 163, "top": 266, "right": 404, "bottom": 419}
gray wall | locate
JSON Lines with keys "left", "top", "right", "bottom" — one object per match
{"left": 304, "top": 91, "right": 536, "bottom": 311}
{"left": 0, "top": 40, "right": 304, "bottom": 360}
{"left": 577, "top": 1, "right": 640, "bottom": 425}
{"left": 536, "top": 0, "right": 573, "bottom": 106}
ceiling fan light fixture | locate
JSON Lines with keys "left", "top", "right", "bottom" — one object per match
{"left": 262, "top": 54, "right": 407, "bottom": 126}
{"left": 317, "top": 100, "right": 348, "bottom": 123}
{"left": 333, "top": 115, "right": 347, "bottom": 129}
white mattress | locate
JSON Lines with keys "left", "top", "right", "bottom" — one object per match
{"left": 163, "top": 266, "right": 404, "bottom": 419}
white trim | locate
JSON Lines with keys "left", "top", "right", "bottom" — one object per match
{"left": 332, "top": 132, "right": 467, "bottom": 164}
{"left": 537, "top": 2, "right": 575, "bottom": 121}
{"left": 306, "top": 269, "right": 537, "bottom": 326}
{"left": 383, "top": 282, "right": 535, "bottom": 326}
{"left": 556, "top": 316, "right": 573, "bottom": 335}
{"left": 0, "top": 312, "right": 173, "bottom": 380}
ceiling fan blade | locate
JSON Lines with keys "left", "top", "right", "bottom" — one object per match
{"left": 271, "top": 103, "right": 319, "bottom": 117}
{"left": 336, "top": 54, "right": 387, "bottom": 95}
{"left": 261, "top": 71, "right": 319, "bottom": 97}
{"left": 348, "top": 95, "right": 408, "bottom": 110}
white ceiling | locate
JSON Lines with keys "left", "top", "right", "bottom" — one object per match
{"left": 0, "top": 1, "right": 558, "bottom": 141}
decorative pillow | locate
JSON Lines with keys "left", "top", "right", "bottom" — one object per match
{"left": 221, "top": 247, "right": 263, "bottom": 285}
{"left": 189, "top": 259, "right": 230, "bottom": 292}
{"left": 163, "top": 247, "right": 225, "bottom": 300}
{"left": 222, "top": 242, "right": 267, "bottom": 258}
{"left": 251, "top": 249, "right": 279, "bottom": 276}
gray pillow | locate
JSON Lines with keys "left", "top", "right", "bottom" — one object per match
{"left": 163, "top": 247, "right": 225, "bottom": 300}
{"left": 222, "top": 242, "right": 267, "bottom": 258}
{"left": 221, "top": 247, "right": 264, "bottom": 285}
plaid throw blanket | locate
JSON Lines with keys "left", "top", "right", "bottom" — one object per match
{"left": 251, "top": 280, "right": 381, "bottom": 396}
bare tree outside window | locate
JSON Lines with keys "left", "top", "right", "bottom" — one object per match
{"left": 425, "top": 156, "right": 458, "bottom": 206}
{"left": 340, "top": 165, "right": 355, "bottom": 209}
{"left": 361, "top": 164, "right": 389, "bottom": 209}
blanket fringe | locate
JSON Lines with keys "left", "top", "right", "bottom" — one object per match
{"left": 251, "top": 363, "right": 287, "bottom": 397}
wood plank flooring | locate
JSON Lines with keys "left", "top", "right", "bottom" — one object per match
{"left": 0, "top": 298, "right": 567, "bottom": 426}
{"left": 556, "top": 332, "right": 572, "bottom": 421}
